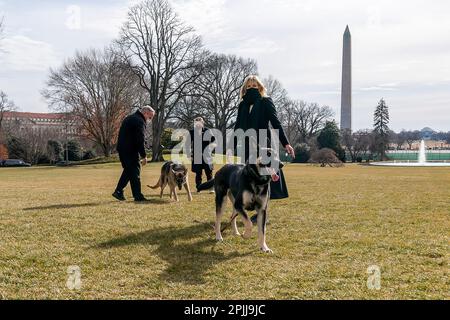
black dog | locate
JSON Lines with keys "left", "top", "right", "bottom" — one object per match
{"left": 198, "top": 158, "right": 283, "bottom": 253}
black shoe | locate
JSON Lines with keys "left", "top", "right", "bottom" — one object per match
{"left": 112, "top": 191, "right": 126, "bottom": 201}
{"left": 134, "top": 196, "right": 150, "bottom": 202}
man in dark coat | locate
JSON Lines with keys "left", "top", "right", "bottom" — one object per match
{"left": 189, "top": 117, "right": 215, "bottom": 190}
{"left": 112, "top": 106, "right": 155, "bottom": 202}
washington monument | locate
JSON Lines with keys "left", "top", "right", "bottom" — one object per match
{"left": 341, "top": 25, "right": 352, "bottom": 131}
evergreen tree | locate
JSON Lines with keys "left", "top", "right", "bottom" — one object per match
{"left": 63, "top": 140, "right": 82, "bottom": 162}
{"left": 317, "top": 121, "right": 346, "bottom": 162}
{"left": 373, "top": 98, "right": 390, "bottom": 160}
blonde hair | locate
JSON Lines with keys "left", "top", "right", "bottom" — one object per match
{"left": 239, "top": 75, "right": 267, "bottom": 100}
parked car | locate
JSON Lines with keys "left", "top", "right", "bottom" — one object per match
{"left": 55, "top": 160, "right": 73, "bottom": 167}
{"left": 0, "top": 159, "right": 31, "bottom": 167}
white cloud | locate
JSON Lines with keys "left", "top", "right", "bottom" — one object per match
{"left": 230, "top": 36, "right": 282, "bottom": 55}
{"left": 0, "top": 35, "right": 60, "bottom": 71}
{"left": 77, "top": 1, "right": 139, "bottom": 38}
{"left": 172, "top": 0, "right": 227, "bottom": 40}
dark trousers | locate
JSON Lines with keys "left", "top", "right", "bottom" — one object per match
{"left": 193, "top": 164, "right": 213, "bottom": 188}
{"left": 116, "top": 153, "right": 143, "bottom": 199}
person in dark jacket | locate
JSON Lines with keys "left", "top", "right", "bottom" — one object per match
{"left": 113, "top": 106, "right": 155, "bottom": 202}
{"left": 189, "top": 117, "right": 216, "bottom": 190}
{"left": 233, "top": 75, "right": 295, "bottom": 202}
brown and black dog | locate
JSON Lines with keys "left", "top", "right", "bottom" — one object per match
{"left": 197, "top": 157, "right": 283, "bottom": 253}
{"left": 148, "top": 161, "right": 193, "bottom": 202}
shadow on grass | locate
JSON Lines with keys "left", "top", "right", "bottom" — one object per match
{"left": 96, "top": 222, "right": 250, "bottom": 284}
{"left": 23, "top": 197, "right": 173, "bottom": 210}
{"left": 133, "top": 197, "right": 173, "bottom": 205}
{"left": 22, "top": 202, "right": 114, "bottom": 211}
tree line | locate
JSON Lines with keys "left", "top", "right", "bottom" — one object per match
{"left": 41, "top": 0, "right": 336, "bottom": 162}
{"left": 1, "top": 5, "right": 450, "bottom": 165}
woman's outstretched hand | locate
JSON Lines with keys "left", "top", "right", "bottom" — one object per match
{"left": 285, "top": 144, "right": 295, "bottom": 159}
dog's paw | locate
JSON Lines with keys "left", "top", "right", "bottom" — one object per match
{"left": 260, "top": 246, "right": 273, "bottom": 254}
{"left": 242, "top": 231, "right": 252, "bottom": 239}
{"left": 233, "top": 231, "right": 241, "bottom": 237}
{"left": 216, "top": 236, "right": 224, "bottom": 242}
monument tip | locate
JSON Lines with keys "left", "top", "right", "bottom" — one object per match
{"left": 344, "top": 25, "right": 350, "bottom": 35}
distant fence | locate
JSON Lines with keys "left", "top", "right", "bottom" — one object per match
{"left": 280, "top": 150, "right": 450, "bottom": 163}
{"left": 386, "top": 150, "right": 450, "bottom": 161}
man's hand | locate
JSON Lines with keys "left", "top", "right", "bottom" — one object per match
{"left": 285, "top": 144, "right": 295, "bottom": 159}
{"left": 141, "top": 157, "right": 148, "bottom": 166}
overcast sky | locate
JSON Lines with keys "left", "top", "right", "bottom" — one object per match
{"left": 0, "top": 0, "right": 449, "bottom": 131}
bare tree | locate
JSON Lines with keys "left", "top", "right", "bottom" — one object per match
{"left": 0, "top": 91, "right": 16, "bottom": 139}
{"left": 394, "top": 130, "right": 407, "bottom": 150}
{"left": 116, "top": 0, "right": 206, "bottom": 161}
{"left": 43, "top": 48, "right": 142, "bottom": 157}
{"left": 193, "top": 53, "right": 257, "bottom": 135}
{"left": 5, "top": 124, "right": 61, "bottom": 164}
{"left": 263, "top": 75, "right": 302, "bottom": 146}
{"left": 264, "top": 75, "right": 289, "bottom": 107}
{"left": 22, "top": 128, "right": 53, "bottom": 164}
{"left": 400, "top": 130, "right": 421, "bottom": 150}
{"left": 279, "top": 100, "right": 334, "bottom": 145}
{"left": 342, "top": 129, "right": 373, "bottom": 162}
{"left": 172, "top": 95, "right": 208, "bottom": 129}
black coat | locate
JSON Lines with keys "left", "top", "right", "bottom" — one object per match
{"left": 117, "top": 111, "right": 147, "bottom": 160}
{"left": 189, "top": 128, "right": 215, "bottom": 172}
{"left": 234, "top": 97, "right": 290, "bottom": 148}
{"left": 234, "top": 96, "right": 290, "bottom": 200}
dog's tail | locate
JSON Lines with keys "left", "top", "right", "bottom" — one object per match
{"left": 148, "top": 177, "right": 161, "bottom": 189}
{"left": 197, "top": 179, "right": 215, "bottom": 192}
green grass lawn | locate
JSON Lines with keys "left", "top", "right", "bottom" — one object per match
{"left": 0, "top": 163, "right": 448, "bottom": 299}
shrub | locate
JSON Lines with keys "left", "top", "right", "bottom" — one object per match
{"left": 36, "top": 153, "right": 51, "bottom": 165}
{"left": 317, "top": 121, "right": 346, "bottom": 162}
{"left": 82, "top": 150, "right": 97, "bottom": 160}
{"left": 293, "top": 144, "right": 311, "bottom": 163}
{"left": 309, "top": 148, "right": 343, "bottom": 167}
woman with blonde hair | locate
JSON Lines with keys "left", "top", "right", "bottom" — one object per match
{"left": 234, "top": 75, "right": 295, "bottom": 201}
